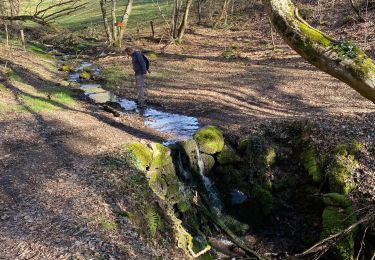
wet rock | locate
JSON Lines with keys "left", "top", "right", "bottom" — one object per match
{"left": 201, "top": 153, "right": 215, "bottom": 175}
{"left": 321, "top": 193, "right": 357, "bottom": 260}
{"left": 178, "top": 139, "right": 200, "bottom": 174}
{"left": 123, "top": 143, "right": 152, "bottom": 172}
{"left": 61, "top": 65, "right": 73, "bottom": 72}
{"left": 79, "top": 71, "right": 91, "bottom": 80}
{"left": 194, "top": 126, "right": 224, "bottom": 154}
{"left": 217, "top": 145, "right": 241, "bottom": 165}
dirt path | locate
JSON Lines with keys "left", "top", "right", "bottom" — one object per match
{"left": 0, "top": 48, "right": 183, "bottom": 259}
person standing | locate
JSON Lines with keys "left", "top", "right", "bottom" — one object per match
{"left": 125, "top": 47, "right": 149, "bottom": 107}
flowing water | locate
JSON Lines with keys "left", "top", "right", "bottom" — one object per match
{"left": 195, "top": 144, "right": 224, "bottom": 212}
{"left": 68, "top": 61, "right": 199, "bottom": 143}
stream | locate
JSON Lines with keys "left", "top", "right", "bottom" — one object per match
{"left": 67, "top": 60, "right": 199, "bottom": 144}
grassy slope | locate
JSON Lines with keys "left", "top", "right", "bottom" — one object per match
{"left": 21, "top": 0, "right": 171, "bottom": 32}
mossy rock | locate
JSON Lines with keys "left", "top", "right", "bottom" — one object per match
{"left": 79, "top": 71, "right": 91, "bottom": 80}
{"left": 83, "top": 66, "right": 92, "bottom": 73}
{"left": 217, "top": 145, "right": 241, "bottom": 165}
{"left": 222, "top": 215, "right": 251, "bottom": 236}
{"left": 252, "top": 185, "right": 273, "bottom": 216}
{"left": 321, "top": 203, "right": 357, "bottom": 260}
{"left": 194, "top": 126, "right": 224, "bottom": 155}
{"left": 323, "top": 193, "right": 352, "bottom": 208}
{"left": 61, "top": 65, "right": 73, "bottom": 72}
{"left": 328, "top": 145, "right": 358, "bottom": 194}
{"left": 149, "top": 143, "right": 173, "bottom": 170}
{"left": 178, "top": 139, "right": 200, "bottom": 174}
{"left": 214, "top": 165, "right": 248, "bottom": 191}
{"left": 201, "top": 153, "right": 215, "bottom": 175}
{"left": 147, "top": 163, "right": 180, "bottom": 203}
{"left": 244, "top": 135, "right": 276, "bottom": 174}
{"left": 301, "top": 144, "right": 321, "bottom": 182}
{"left": 123, "top": 143, "right": 152, "bottom": 172}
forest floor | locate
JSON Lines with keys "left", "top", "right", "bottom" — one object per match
{"left": 0, "top": 47, "right": 184, "bottom": 259}
{"left": 0, "top": 17, "right": 375, "bottom": 258}
{"left": 99, "top": 26, "right": 375, "bottom": 203}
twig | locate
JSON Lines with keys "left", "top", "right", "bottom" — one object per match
{"left": 293, "top": 209, "right": 375, "bottom": 258}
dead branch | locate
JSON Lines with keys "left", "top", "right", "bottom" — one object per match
{"left": 293, "top": 209, "right": 375, "bottom": 259}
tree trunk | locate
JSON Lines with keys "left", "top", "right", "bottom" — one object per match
{"left": 197, "top": 0, "right": 202, "bottom": 24}
{"left": 117, "top": 0, "right": 133, "bottom": 47}
{"left": 176, "top": 0, "right": 193, "bottom": 43}
{"left": 262, "top": 0, "right": 375, "bottom": 103}
{"left": 111, "top": 0, "right": 118, "bottom": 43}
{"left": 100, "top": 0, "right": 112, "bottom": 45}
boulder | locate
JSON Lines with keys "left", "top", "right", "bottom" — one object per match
{"left": 79, "top": 71, "right": 91, "bottom": 80}
{"left": 178, "top": 139, "right": 200, "bottom": 174}
{"left": 321, "top": 193, "right": 357, "bottom": 260}
{"left": 61, "top": 65, "right": 73, "bottom": 72}
{"left": 244, "top": 135, "right": 276, "bottom": 174}
{"left": 201, "top": 153, "right": 215, "bottom": 175}
{"left": 328, "top": 144, "right": 358, "bottom": 194}
{"left": 194, "top": 126, "right": 224, "bottom": 154}
{"left": 150, "top": 143, "right": 173, "bottom": 170}
{"left": 123, "top": 143, "right": 152, "bottom": 172}
{"left": 217, "top": 145, "right": 241, "bottom": 165}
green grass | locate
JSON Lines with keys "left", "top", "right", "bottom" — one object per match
{"left": 102, "top": 65, "right": 131, "bottom": 87}
{"left": 0, "top": 86, "right": 76, "bottom": 113}
{"left": 22, "top": 0, "right": 171, "bottom": 32}
{"left": 100, "top": 219, "right": 118, "bottom": 231}
{"left": 5, "top": 69, "right": 24, "bottom": 83}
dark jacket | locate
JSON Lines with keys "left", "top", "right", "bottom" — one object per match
{"left": 131, "top": 51, "right": 147, "bottom": 75}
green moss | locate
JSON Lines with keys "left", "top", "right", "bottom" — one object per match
{"left": 217, "top": 145, "right": 241, "bottom": 165}
{"left": 330, "top": 39, "right": 375, "bottom": 78}
{"left": 61, "top": 65, "right": 73, "bottom": 72}
{"left": 321, "top": 205, "right": 357, "bottom": 260}
{"left": 223, "top": 215, "right": 251, "bottom": 236}
{"left": 123, "top": 143, "right": 152, "bottom": 172}
{"left": 100, "top": 219, "right": 117, "bottom": 231}
{"left": 298, "top": 23, "right": 332, "bottom": 47}
{"left": 328, "top": 144, "right": 358, "bottom": 194}
{"left": 301, "top": 145, "right": 321, "bottom": 182}
{"left": 83, "top": 66, "right": 92, "bottom": 73}
{"left": 323, "top": 193, "right": 352, "bottom": 208}
{"left": 150, "top": 143, "right": 173, "bottom": 170}
{"left": 5, "top": 69, "right": 23, "bottom": 82}
{"left": 79, "top": 71, "right": 91, "bottom": 80}
{"left": 252, "top": 185, "right": 273, "bottom": 215}
{"left": 194, "top": 126, "right": 224, "bottom": 154}
{"left": 244, "top": 135, "right": 276, "bottom": 174}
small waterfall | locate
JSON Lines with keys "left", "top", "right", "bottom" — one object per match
{"left": 177, "top": 152, "right": 192, "bottom": 181}
{"left": 195, "top": 144, "right": 224, "bottom": 212}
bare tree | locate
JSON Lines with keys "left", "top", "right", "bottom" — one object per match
{"left": 263, "top": 0, "right": 375, "bottom": 103}
{"left": 0, "top": 0, "right": 87, "bottom": 25}
{"left": 176, "top": 0, "right": 193, "bottom": 43}
{"left": 99, "top": 0, "right": 134, "bottom": 47}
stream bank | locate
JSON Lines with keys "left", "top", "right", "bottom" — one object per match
{"left": 57, "top": 55, "right": 375, "bottom": 259}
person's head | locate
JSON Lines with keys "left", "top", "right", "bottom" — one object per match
{"left": 125, "top": 47, "right": 134, "bottom": 56}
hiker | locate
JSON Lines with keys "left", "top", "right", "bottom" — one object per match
{"left": 125, "top": 47, "right": 150, "bottom": 107}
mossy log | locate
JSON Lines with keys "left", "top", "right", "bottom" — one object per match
{"left": 262, "top": 0, "right": 375, "bottom": 103}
